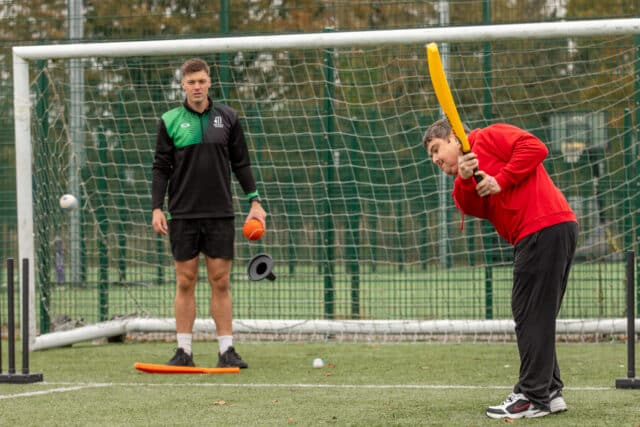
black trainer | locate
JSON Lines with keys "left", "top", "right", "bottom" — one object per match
{"left": 217, "top": 346, "right": 248, "bottom": 369}
{"left": 166, "top": 348, "right": 195, "bottom": 367}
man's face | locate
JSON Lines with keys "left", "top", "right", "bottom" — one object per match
{"left": 181, "top": 70, "right": 211, "bottom": 106}
{"left": 426, "top": 134, "right": 460, "bottom": 176}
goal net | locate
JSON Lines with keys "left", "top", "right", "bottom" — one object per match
{"left": 13, "top": 19, "right": 640, "bottom": 350}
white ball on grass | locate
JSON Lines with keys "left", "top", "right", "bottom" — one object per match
{"left": 59, "top": 194, "right": 79, "bottom": 210}
{"left": 312, "top": 358, "right": 324, "bottom": 369}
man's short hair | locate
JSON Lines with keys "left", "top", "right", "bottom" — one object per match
{"left": 180, "top": 58, "right": 210, "bottom": 77}
{"left": 422, "top": 118, "right": 471, "bottom": 148}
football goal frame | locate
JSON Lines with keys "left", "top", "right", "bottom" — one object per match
{"left": 13, "top": 18, "right": 640, "bottom": 350}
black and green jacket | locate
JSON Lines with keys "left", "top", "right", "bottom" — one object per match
{"left": 151, "top": 98, "right": 257, "bottom": 219}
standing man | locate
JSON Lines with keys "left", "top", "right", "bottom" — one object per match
{"left": 152, "top": 58, "right": 266, "bottom": 369}
{"left": 423, "top": 119, "right": 577, "bottom": 419}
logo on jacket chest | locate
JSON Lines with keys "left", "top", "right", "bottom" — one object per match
{"left": 213, "top": 116, "right": 224, "bottom": 128}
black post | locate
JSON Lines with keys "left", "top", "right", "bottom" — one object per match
{"left": 0, "top": 258, "right": 9, "bottom": 374}
{"left": 615, "top": 250, "right": 640, "bottom": 388}
{"left": 7, "top": 258, "right": 15, "bottom": 374}
{"left": 626, "top": 251, "right": 635, "bottom": 379}
{"left": 21, "top": 258, "right": 30, "bottom": 374}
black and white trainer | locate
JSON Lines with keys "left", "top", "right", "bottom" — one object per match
{"left": 486, "top": 393, "right": 550, "bottom": 419}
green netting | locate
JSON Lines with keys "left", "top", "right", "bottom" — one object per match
{"left": 8, "top": 33, "right": 638, "bottom": 336}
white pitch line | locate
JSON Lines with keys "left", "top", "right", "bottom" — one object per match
{"left": 0, "top": 383, "right": 112, "bottom": 400}
{"left": 29, "top": 382, "right": 613, "bottom": 391}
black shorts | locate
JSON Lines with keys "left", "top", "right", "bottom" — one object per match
{"left": 168, "top": 218, "right": 235, "bottom": 261}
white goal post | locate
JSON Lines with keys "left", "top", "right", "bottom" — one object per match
{"left": 13, "top": 18, "right": 640, "bottom": 350}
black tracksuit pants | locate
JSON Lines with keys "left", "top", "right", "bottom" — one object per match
{"left": 511, "top": 221, "right": 578, "bottom": 410}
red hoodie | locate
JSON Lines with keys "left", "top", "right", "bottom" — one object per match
{"left": 453, "top": 124, "right": 577, "bottom": 245}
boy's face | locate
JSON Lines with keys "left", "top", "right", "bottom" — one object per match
{"left": 426, "top": 134, "right": 461, "bottom": 176}
{"left": 181, "top": 70, "right": 211, "bottom": 106}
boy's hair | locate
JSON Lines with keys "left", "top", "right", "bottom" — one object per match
{"left": 422, "top": 118, "right": 471, "bottom": 148}
{"left": 180, "top": 58, "right": 210, "bottom": 77}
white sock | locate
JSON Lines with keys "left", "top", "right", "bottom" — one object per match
{"left": 176, "top": 333, "right": 192, "bottom": 355}
{"left": 218, "top": 335, "right": 233, "bottom": 354}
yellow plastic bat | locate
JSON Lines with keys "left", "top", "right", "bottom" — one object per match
{"left": 426, "top": 42, "right": 471, "bottom": 153}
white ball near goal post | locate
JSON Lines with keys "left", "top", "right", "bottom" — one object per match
{"left": 59, "top": 194, "right": 79, "bottom": 211}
